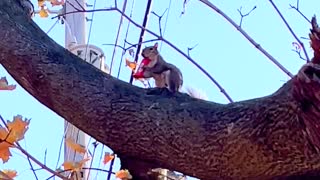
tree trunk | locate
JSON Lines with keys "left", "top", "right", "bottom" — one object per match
{"left": 1, "top": 1, "right": 320, "bottom": 179}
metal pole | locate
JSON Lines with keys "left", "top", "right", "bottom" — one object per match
{"left": 64, "top": 0, "right": 88, "bottom": 179}
{"left": 129, "top": 0, "right": 153, "bottom": 84}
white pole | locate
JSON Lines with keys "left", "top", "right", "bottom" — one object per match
{"left": 65, "top": 1, "right": 86, "bottom": 48}
{"left": 64, "top": 0, "right": 89, "bottom": 179}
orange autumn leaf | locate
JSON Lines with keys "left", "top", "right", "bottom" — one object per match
{"left": 125, "top": 59, "right": 137, "bottom": 71}
{"left": 39, "top": 6, "right": 49, "bottom": 18}
{"left": 50, "top": 0, "right": 65, "bottom": 6}
{"left": 115, "top": 169, "right": 132, "bottom": 180}
{"left": 102, "top": 152, "right": 114, "bottom": 165}
{"left": 62, "top": 158, "right": 90, "bottom": 172}
{"left": 0, "top": 77, "right": 16, "bottom": 91}
{"left": 7, "top": 115, "right": 30, "bottom": 142}
{"left": 1, "top": 169, "right": 17, "bottom": 179}
{"left": 0, "top": 126, "right": 14, "bottom": 163}
{"left": 65, "top": 138, "right": 86, "bottom": 154}
{"left": 0, "top": 146, "right": 12, "bottom": 163}
{"left": 0, "top": 115, "right": 29, "bottom": 163}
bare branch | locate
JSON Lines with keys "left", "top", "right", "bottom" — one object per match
{"left": 28, "top": 156, "right": 39, "bottom": 179}
{"left": 269, "top": 0, "right": 310, "bottom": 62}
{"left": 109, "top": 0, "right": 128, "bottom": 74}
{"left": 237, "top": 6, "right": 256, "bottom": 27}
{"left": 187, "top": 43, "right": 198, "bottom": 57}
{"left": 292, "top": 42, "right": 307, "bottom": 61}
{"left": 289, "top": 0, "right": 310, "bottom": 23}
{"left": 103, "top": 38, "right": 159, "bottom": 55}
{"left": 52, "top": 7, "right": 118, "bottom": 19}
{"left": 181, "top": 0, "right": 190, "bottom": 16}
{"left": 73, "top": 0, "right": 86, "bottom": 11}
{"left": 86, "top": 141, "right": 98, "bottom": 180}
{"left": 44, "top": 149, "right": 47, "bottom": 165}
{"left": 66, "top": 1, "right": 81, "bottom": 11}
{"left": 106, "top": 154, "right": 116, "bottom": 180}
{"left": 151, "top": 9, "right": 168, "bottom": 37}
{"left": 199, "top": 0, "right": 293, "bottom": 78}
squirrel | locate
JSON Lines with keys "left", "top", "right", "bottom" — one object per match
{"left": 141, "top": 43, "right": 183, "bottom": 93}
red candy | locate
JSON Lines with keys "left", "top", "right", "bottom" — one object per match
{"left": 133, "top": 58, "right": 151, "bottom": 78}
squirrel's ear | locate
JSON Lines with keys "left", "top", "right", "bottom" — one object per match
{"left": 154, "top": 42, "right": 158, "bottom": 49}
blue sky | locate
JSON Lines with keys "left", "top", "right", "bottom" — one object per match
{"left": 0, "top": 0, "right": 318, "bottom": 179}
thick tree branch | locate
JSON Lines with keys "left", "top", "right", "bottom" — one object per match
{"left": 2, "top": 0, "right": 320, "bottom": 179}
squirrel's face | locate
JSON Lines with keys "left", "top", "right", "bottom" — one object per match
{"left": 141, "top": 46, "right": 158, "bottom": 60}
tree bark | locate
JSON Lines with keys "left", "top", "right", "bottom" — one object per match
{"left": 2, "top": 1, "right": 320, "bottom": 179}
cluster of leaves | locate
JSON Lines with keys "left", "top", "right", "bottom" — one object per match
{"left": 37, "top": 0, "right": 65, "bottom": 18}
{"left": 0, "top": 76, "right": 132, "bottom": 179}
{"left": 0, "top": 115, "right": 29, "bottom": 179}
{"left": 61, "top": 138, "right": 132, "bottom": 179}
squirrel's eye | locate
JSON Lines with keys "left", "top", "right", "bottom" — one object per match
{"left": 150, "top": 48, "right": 153, "bottom": 50}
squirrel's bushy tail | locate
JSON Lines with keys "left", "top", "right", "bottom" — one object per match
{"left": 184, "top": 86, "right": 208, "bottom": 100}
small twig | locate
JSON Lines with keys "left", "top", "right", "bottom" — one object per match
{"left": 106, "top": 154, "right": 116, "bottom": 180}
{"left": 45, "top": 169, "right": 69, "bottom": 180}
{"left": 74, "top": 0, "right": 86, "bottom": 11}
{"left": 52, "top": 7, "right": 118, "bottom": 19}
{"left": 109, "top": 0, "right": 128, "bottom": 75}
{"left": 199, "top": 0, "right": 293, "bottom": 78}
{"left": 181, "top": 0, "right": 190, "bottom": 16}
{"left": 116, "top": 0, "right": 136, "bottom": 79}
{"left": 86, "top": 141, "right": 99, "bottom": 180}
{"left": 269, "top": 0, "right": 310, "bottom": 62}
{"left": 27, "top": 156, "right": 39, "bottom": 180}
{"left": 289, "top": 0, "right": 310, "bottom": 23}
{"left": 187, "top": 43, "right": 198, "bottom": 57}
{"left": 237, "top": 6, "right": 256, "bottom": 27}
{"left": 93, "top": 145, "right": 105, "bottom": 179}
{"left": 46, "top": 19, "right": 59, "bottom": 34}
{"left": 66, "top": 1, "right": 81, "bottom": 11}
{"left": 55, "top": 132, "right": 66, "bottom": 170}
{"left": 292, "top": 42, "right": 307, "bottom": 61}
{"left": 124, "top": 39, "right": 135, "bottom": 46}
{"left": 292, "top": 49, "right": 306, "bottom": 61}
{"left": 44, "top": 149, "right": 47, "bottom": 166}
{"left": 151, "top": 9, "right": 168, "bottom": 37}
{"left": 33, "top": 168, "right": 43, "bottom": 172}
{"left": 16, "top": 141, "right": 68, "bottom": 179}
{"left": 103, "top": 39, "right": 159, "bottom": 54}
{"left": 103, "top": 43, "right": 127, "bottom": 52}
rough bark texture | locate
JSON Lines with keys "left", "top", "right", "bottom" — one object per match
{"left": 2, "top": 1, "right": 320, "bottom": 179}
